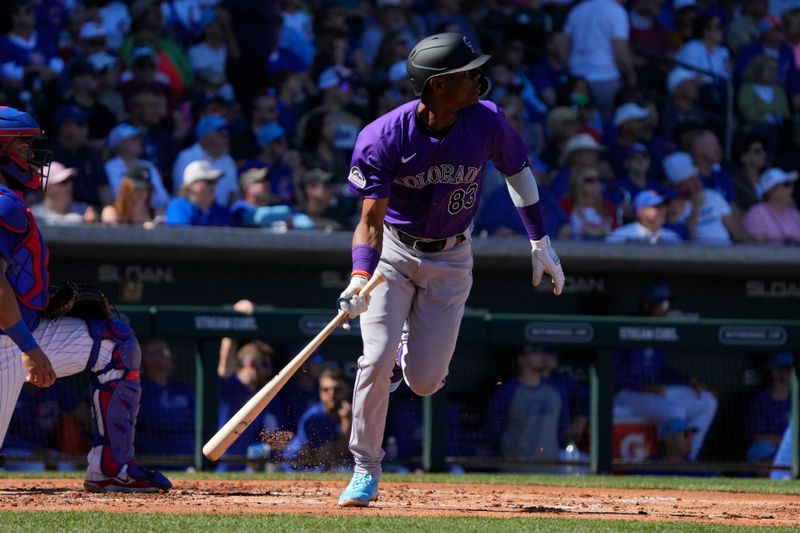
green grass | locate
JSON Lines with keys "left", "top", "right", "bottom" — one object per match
{"left": 0, "top": 512, "right": 794, "bottom": 533}
{"left": 2, "top": 471, "right": 798, "bottom": 495}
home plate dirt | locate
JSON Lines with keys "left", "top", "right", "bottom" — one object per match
{"left": 0, "top": 479, "right": 798, "bottom": 527}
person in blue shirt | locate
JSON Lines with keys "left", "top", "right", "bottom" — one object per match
{"left": 283, "top": 368, "right": 351, "bottom": 471}
{"left": 165, "top": 160, "right": 235, "bottom": 226}
{"left": 747, "top": 352, "right": 793, "bottom": 451}
{"left": 135, "top": 338, "right": 195, "bottom": 466}
{"left": 485, "top": 344, "right": 569, "bottom": 468}
{"left": 217, "top": 334, "right": 286, "bottom": 468}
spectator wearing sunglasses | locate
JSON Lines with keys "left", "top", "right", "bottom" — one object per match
{"left": 743, "top": 168, "right": 800, "bottom": 244}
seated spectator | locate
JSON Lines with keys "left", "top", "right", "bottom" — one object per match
{"left": 663, "top": 151, "right": 748, "bottom": 244}
{"left": 101, "top": 164, "right": 160, "bottom": 228}
{"left": 49, "top": 105, "right": 111, "bottom": 208}
{"left": 607, "top": 102, "right": 653, "bottom": 179}
{"left": 128, "top": 88, "right": 177, "bottom": 180}
{"left": 166, "top": 160, "right": 235, "bottom": 226}
{"left": 529, "top": 31, "right": 569, "bottom": 108}
{"left": 229, "top": 92, "right": 281, "bottom": 163}
{"left": 217, "top": 329, "right": 286, "bottom": 464}
{"left": 606, "top": 190, "right": 683, "bottom": 244}
{"left": 613, "top": 283, "right": 718, "bottom": 461}
{"left": 240, "top": 122, "right": 299, "bottom": 205}
{"left": 282, "top": 368, "right": 352, "bottom": 471}
{"left": 675, "top": 15, "right": 731, "bottom": 109}
{"left": 484, "top": 345, "right": 568, "bottom": 465}
{"left": 172, "top": 114, "right": 238, "bottom": 205}
{"left": 660, "top": 68, "right": 708, "bottom": 153}
{"left": 734, "top": 17, "right": 794, "bottom": 88}
{"left": 475, "top": 174, "right": 570, "bottom": 239}
{"left": 29, "top": 162, "right": 95, "bottom": 225}
{"left": 732, "top": 133, "right": 768, "bottom": 212}
{"left": 296, "top": 168, "right": 352, "bottom": 231}
{"left": 62, "top": 57, "right": 117, "bottom": 150}
{"left": 656, "top": 418, "right": 699, "bottom": 464}
{"left": 549, "top": 133, "right": 608, "bottom": 200}
{"left": 539, "top": 106, "right": 582, "bottom": 171}
{"left": 88, "top": 52, "right": 125, "bottom": 122}
{"left": 561, "top": 167, "right": 618, "bottom": 241}
{"left": 541, "top": 348, "right": 590, "bottom": 449}
{"left": 555, "top": 76, "right": 604, "bottom": 142}
{"left": 136, "top": 338, "right": 195, "bottom": 461}
{"left": 104, "top": 123, "right": 170, "bottom": 211}
{"left": 616, "top": 143, "right": 662, "bottom": 221}
{"left": 747, "top": 352, "right": 793, "bottom": 452}
{"left": 301, "top": 110, "right": 349, "bottom": 179}
{"left": 737, "top": 55, "right": 791, "bottom": 153}
{"left": 118, "top": 46, "right": 177, "bottom": 110}
{"left": 689, "top": 129, "right": 740, "bottom": 204}
{"left": 298, "top": 67, "right": 364, "bottom": 155}
{"left": 229, "top": 167, "right": 312, "bottom": 230}
{"left": 671, "top": 0, "right": 697, "bottom": 52}
{"left": 743, "top": 168, "right": 800, "bottom": 243}
{"left": 0, "top": 0, "right": 63, "bottom": 89}
{"left": 727, "top": 0, "right": 769, "bottom": 56}
{"left": 187, "top": 12, "right": 231, "bottom": 76}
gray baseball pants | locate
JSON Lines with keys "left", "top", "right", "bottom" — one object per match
{"left": 349, "top": 227, "right": 473, "bottom": 477}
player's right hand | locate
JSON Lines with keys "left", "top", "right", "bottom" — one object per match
{"left": 337, "top": 274, "right": 370, "bottom": 317}
{"left": 21, "top": 347, "right": 56, "bottom": 388}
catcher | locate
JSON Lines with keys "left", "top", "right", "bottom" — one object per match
{"left": 0, "top": 106, "right": 171, "bottom": 492}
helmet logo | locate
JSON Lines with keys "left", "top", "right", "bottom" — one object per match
{"left": 463, "top": 36, "right": 476, "bottom": 54}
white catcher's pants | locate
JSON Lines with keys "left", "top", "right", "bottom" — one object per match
{"left": 0, "top": 317, "right": 113, "bottom": 454}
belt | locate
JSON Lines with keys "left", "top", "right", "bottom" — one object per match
{"left": 387, "top": 224, "right": 466, "bottom": 253}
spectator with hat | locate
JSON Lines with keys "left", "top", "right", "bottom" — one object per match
{"left": 172, "top": 114, "right": 238, "bottom": 205}
{"left": 88, "top": 52, "right": 125, "bottom": 122}
{"left": 743, "top": 168, "right": 800, "bottom": 243}
{"left": 747, "top": 351, "right": 794, "bottom": 452}
{"left": 660, "top": 68, "right": 710, "bottom": 152}
{"left": 549, "top": 133, "right": 609, "bottom": 200}
{"left": 229, "top": 167, "right": 313, "bottom": 230}
{"left": 119, "top": 0, "right": 193, "bottom": 97}
{"left": 662, "top": 151, "right": 749, "bottom": 244}
{"left": 165, "top": 160, "right": 235, "bottom": 226}
{"left": 671, "top": 0, "right": 698, "bottom": 52}
{"left": 49, "top": 105, "right": 111, "bottom": 207}
{"left": 100, "top": 164, "right": 160, "bottom": 228}
{"left": 240, "top": 122, "right": 299, "bottom": 205}
{"left": 607, "top": 102, "right": 654, "bottom": 178}
{"left": 606, "top": 190, "right": 683, "bottom": 243}
{"left": 615, "top": 143, "right": 662, "bottom": 220}
{"left": 62, "top": 57, "right": 117, "bottom": 149}
{"left": 104, "top": 123, "right": 170, "bottom": 210}
{"left": 78, "top": 21, "right": 112, "bottom": 59}
{"left": 118, "top": 45, "right": 176, "bottom": 110}
{"left": 296, "top": 168, "right": 352, "bottom": 231}
{"left": 29, "top": 161, "right": 95, "bottom": 225}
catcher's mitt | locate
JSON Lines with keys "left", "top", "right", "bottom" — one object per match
{"left": 43, "top": 280, "right": 114, "bottom": 320}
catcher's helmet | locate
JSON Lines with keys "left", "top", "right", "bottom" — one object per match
{"left": 0, "top": 106, "right": 51, "bottom": 190}
{"left": 406, "top": 33, "right": 491, "bottom": 97}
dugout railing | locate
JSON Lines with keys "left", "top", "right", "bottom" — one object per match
{"left": 108, "top": 305, "right": 800, "bottom": 477}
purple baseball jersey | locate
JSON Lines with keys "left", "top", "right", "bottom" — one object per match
{"left": 348, "top": 99, "right": 529, "bottom": 239}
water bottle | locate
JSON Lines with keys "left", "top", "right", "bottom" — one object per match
{"left": 563, "top": 441, "right": 580, "bottom": 475}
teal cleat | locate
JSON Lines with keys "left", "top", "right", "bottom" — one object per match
{"left": 338, "top": 472, "right": 380, "bottom": 507}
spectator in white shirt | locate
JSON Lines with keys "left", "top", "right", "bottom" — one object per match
{"left": 607, "top": 190, "right": 683, "bottom": 243}
{"left": 675, "top": 14, "right": 731, "bottom": 94}
{"left": 662, "top": 151, "right": 750, "bottom": 245}
{"left": 104, "top": 123, "right": 170, "bottom": 211}
{"left": 563, "top": 0, "right": 637, "bottom": 119}
{"left": 188, "top": 13, "right": 228, "bottom": 75}
{"left": 172, "top": 114, "right": 239, "bottom": 206}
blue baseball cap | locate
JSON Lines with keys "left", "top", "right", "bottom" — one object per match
{"left": 53, "top": 105, "right": 89, "bottom": 128}
{"left": 195, "top": 114, "right": 228, "bottom": 138}
{"left": 257, "top": 122, "right": 286, "bottom": 146}
{"left": 107, "top": 123, "right": 142, "bottom": 150}
{"left": 768, "top": 351, "right": 794, "bottom": 369}
{"left": 633, "top": 189, "right": 668, "bottom": 210}
{"left": 660, "top": 418, "right": 698, "bottom": 439}
{"left": 642, "top": 282, "right": 672, "bottom": 302}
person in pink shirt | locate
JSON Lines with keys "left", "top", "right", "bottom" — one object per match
{"left": 743, "top": 168, "right": 800, "bottom": 244}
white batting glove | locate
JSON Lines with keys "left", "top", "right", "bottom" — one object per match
{"left": 531, "top": 236, "right": 565, "bottom": 296}
{"left": 337, "top": 274, "right": 371, "bottom": 317}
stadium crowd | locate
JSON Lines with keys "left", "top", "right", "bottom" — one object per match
{"left": 2, "top": 0, "right": 800, "bottom": 244}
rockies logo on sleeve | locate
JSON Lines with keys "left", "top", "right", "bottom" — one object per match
{"left": 348, "top": 167, "right": 367, "bottom": 188}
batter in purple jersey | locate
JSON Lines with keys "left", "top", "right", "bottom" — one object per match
{"left": 336, "top": 33, "right": 565, "bottom": 507}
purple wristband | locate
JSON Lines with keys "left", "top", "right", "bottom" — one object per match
{"left": 516, "top": 201, "right": 548, "bottom": 241}
{"left": 5, "top": 320, "right": 38, "bottom": 353}
{"left": 352, "top": 245, "right": 380, "bottom": 276}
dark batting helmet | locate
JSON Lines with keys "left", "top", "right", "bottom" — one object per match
{"left": 406, "top": 33, "right": 491, "bottom": 97}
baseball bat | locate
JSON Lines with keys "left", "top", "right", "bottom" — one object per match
{"left": 202, "top": 271, "right": 386, "bottom": 461}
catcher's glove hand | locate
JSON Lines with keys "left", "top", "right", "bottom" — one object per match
{"left": 43, "top": 280, "right": 114, "bottom": 320}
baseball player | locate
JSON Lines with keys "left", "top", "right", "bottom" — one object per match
{"left": 336, "top": 33, "right": 565, "bottom": 507}
{"left": 0, "top": 106, "right": 171, "bottom": 492}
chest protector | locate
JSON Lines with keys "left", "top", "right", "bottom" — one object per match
{"left": 0, "top": 189, "right": 49, "bottom": 310}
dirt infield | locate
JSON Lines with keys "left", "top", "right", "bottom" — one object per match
{"left": 1, "top": 478, "right": 798, "bottom": 527}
